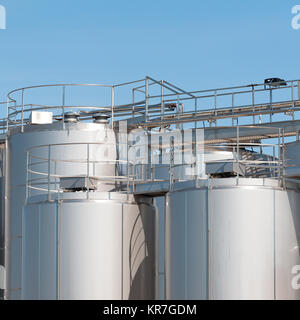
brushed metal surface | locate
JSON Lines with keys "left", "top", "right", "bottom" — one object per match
{"left": 6, "top": 122, "right": 117, "bottom": 299}
{"left": 22, "top": 194, "right": 157, "bottom": 300}
{"left": 165, "top": 179, "right": 300, "bottom": 300}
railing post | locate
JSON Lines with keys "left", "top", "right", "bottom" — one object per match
{"left": 147, "top": 132, "right": 151, "bottom": 182}
{"left": 132, "top": 89, "right": 135, "bottom": 118}
{"left": 62, "top": 86, "right": 65, "bottom": 129}
{"left": 214, "top": 90, "right": 217, "bottom": 126}
{"left": 111, "top": 86, "right": 115, "bottom": 128}
{"left": 21, "top": 89, "right": 25, "bottom": 133}
{"left": 176, "top": 94, "right": 180, "bottom": 130}
{"left": 145, "top": 77, "right": 149, "bottom": 123}
{"left": 6, "top": 97, "right": 9, "bottom": 132}
{"left": 252, "top": 85, "right": 255, "bottom": 124}
{"left": 161, "top": 80, "right": 164, "bottom": 128}
{"left": 291, "top": 81, "right": 295, "bottom": 120}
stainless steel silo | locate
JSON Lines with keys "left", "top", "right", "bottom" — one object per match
{"left": 23, "top": 192, "right": 157, "bottom": 300}
{"left": 165, "top": 178, "right": 300, "bottom": 300}
{"left": 5, "top": 120, "right": 158, "bottom": 300}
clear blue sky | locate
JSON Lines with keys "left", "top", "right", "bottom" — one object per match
{"left": 0, "top": 1, "right": 299, "bottom": 111}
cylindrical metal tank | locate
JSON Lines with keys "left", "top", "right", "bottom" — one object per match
{"left": 22, "top": 192, "right": 157, "bottom": 300}
{"left": 165, "top": 178, "right": 300, "bottom": 300}
{"left": 5, "top": 121, "right": 158, "bottom": 300}
{"left": 5, "top": 122, "right": 113, "bottom": 299}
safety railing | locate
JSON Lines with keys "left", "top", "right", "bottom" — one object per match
{"left": 6, "top": 77, "right": 300, "bottom": 133}
{"left": 6, "top": 78, "right": 181, "bottom": 132}
{"left": 25, "top": 142, "right": 137, "bottom": 201}
{"left": 25, "top": 126, "right": 285, "bottom": 200}
{"left": 139, "top": 78, "right": 300, "bottom": 129}
{"left": 130, "top": 125, "right": 285, "bottom": 190}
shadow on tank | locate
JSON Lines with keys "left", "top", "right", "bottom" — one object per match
{"left": 128, "top": 199, "right": 157, "bottom": 300}
{"left": 128, "top": 256, "right": 156, "bottom": 300}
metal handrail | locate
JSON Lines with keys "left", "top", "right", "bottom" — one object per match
{"left": 25, "top": 142, "right": 137, "bottom": 201}
{"left": 145, "top": 125, "right": 285, "bottom": 187}
{"left": 24, "top": 125, "right": 285, "bottom": 200}
{"left": 4, "top": 77, "right": 300, "bottom": 133}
